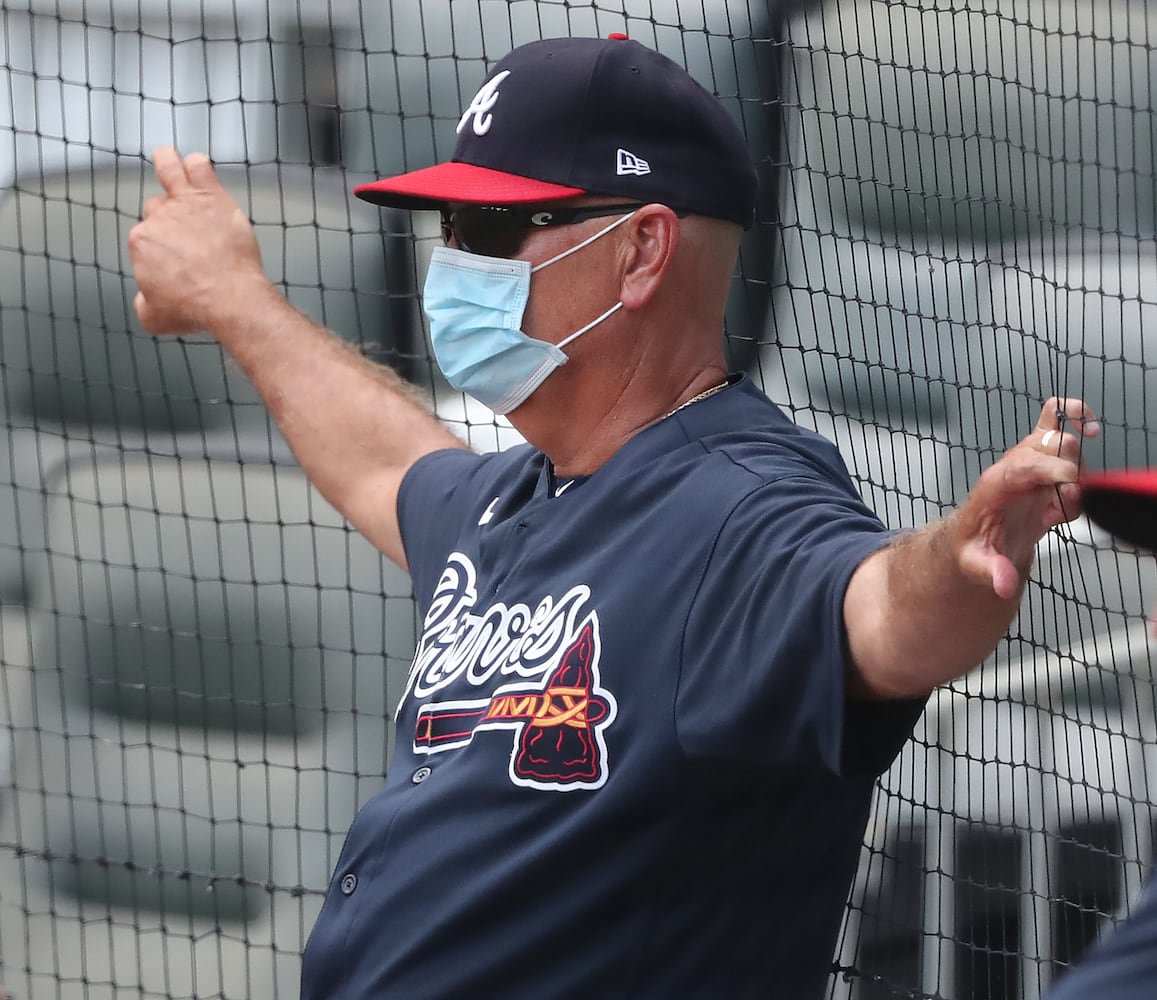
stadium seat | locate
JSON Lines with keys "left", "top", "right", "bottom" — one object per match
{"left": 3, "top": 452, "right": 416, "bottom": 998}
{"left": 0, "top": 162, "right": 420, "bottom": 602}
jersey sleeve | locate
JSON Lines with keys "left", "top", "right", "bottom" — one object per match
{"left": 396, "top": 447, "right": 492, "bottom": 606}
{"left": 674, "top": 474, "right": 926, "bottom": 778}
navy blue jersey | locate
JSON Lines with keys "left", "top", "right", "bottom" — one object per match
{"left": 1045, "top": 872, "right": 1157, "bottom": 1000}
{"left": 300, "top": 376, "right": 926, "bottom": 999}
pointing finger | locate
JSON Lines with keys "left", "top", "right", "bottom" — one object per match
{"left": 153, "top": 146, "right": 193, "bottom": 197}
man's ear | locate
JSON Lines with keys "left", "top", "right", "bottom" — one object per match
{"left": 618, "top": 204, "right": 680, "bottom": 311}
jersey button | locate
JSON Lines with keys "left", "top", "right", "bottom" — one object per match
{"left": 412, "top": 766, "right": 432, "bottom": 784}
{"left": 340, "top": 873, "right": 358, "bottom": 896}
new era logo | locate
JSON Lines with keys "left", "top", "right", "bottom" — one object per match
{"left": 616, "top": 148, "right": 651, "bottom": 176}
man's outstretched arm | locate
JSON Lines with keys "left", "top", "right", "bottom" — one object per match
{"left": 845, "top": 397, "right": 1100, "bottom": 699}
{"left": 127, "top": 147, "right": 468, "bottom": 570}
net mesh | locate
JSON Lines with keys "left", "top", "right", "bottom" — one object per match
{"left": 1, "top": 1, "right": 1155, "bottom": 997}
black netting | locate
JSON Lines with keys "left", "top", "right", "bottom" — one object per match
{"left": 1, "top": 2, "right": 1155, "bottom": 998}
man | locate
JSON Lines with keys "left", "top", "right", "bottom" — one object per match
{"left": 127, "top": 34, "right": 1098, "bottom": 1000}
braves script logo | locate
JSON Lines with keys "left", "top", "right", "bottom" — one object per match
{"left": 403, "top": 553, "right": 617, "bottom": 791}
{"left": 456, "top": 70, "right": 511, "bottom": 137}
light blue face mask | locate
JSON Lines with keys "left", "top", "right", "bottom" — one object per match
{"left": 422, "top": 212, "right": 634, "bottom": 415}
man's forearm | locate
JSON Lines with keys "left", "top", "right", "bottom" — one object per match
{"left": 204, "top": 280, "right": 467, "bottom": 563}
{"left": 845, "top": 514, "right": 1026, "bottom": 700}
{"left": 844, "top": 407, "right": 1094, "bottom": 700}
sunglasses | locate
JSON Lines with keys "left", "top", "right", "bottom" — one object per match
{"left": 439, "top": 203, "right": 645, "bottom": 258}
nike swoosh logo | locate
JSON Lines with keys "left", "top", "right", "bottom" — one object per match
{"left": 478, "top": 495, "right": 501, "bottom": 525}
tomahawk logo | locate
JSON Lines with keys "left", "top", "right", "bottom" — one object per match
{"left": 617, "top": 148, "right": 651, "bottom": 176}
{"left": 404, "top": 553, "right": 618, "bottom": 791}
{"left": 457, "top": 70, "right": 512, "bottom": 136}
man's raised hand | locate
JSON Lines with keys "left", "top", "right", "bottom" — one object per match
{"left": 128, "top": 147, "right": 269, "bottom": 335}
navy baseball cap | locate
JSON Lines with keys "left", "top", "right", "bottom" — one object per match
{"left": 1082, "top": 470, "right": 1157, "bottom": 551}
{"left": 354, "top": 34, "right": 758, "bottom": 227}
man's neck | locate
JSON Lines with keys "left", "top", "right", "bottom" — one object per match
{"left": 514, "top": 367, "right": 732, "bottom": 478}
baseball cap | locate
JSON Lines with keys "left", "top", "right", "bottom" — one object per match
{"left": 1081, "top": 470, "right": 1157, "bottom": 551}
{"left": 354, "top": 34, "right": 758, "bottom": 227}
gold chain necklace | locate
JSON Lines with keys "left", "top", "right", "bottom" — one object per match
{"left": 552, "top": 378, "right": 734, "bottom": 496}
{"left": 665, "top": 378, "right": 732, "bottom": 418}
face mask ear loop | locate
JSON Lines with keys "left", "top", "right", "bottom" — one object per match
{"left": 555, "top": 302, "right": 625, "bottom": 351}
{"left": 530, "top": 211, "right": 637, "bottom": 273}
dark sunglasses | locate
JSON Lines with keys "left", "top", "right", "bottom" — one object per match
{"left": 439, "top": 203, "right": 645, "bottom": 258}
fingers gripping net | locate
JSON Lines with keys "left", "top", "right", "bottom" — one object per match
{"left": 1, "top": 2, "right": 1155, "bottom": 998}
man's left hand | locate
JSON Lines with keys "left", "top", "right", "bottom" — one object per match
{"left": 955, "top": 396, "right": 1100, "bottom": 599}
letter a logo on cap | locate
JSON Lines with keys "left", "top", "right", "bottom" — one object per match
{"left": 616, "top": 148, "right": 651, "bottom": 176}
{"left": 457, "top": 70, "right": 512, "bottom": 137}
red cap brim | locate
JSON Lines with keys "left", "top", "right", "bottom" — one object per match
{"left": 354, "top": 161, "right": 586, "bottom": 210}
{"left": 1082, "top": 469, "right": 1157, "bottom": 551}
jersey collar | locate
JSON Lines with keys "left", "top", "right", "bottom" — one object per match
{"left": 532, "top": 373, "right": 752, "bottom": 500}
